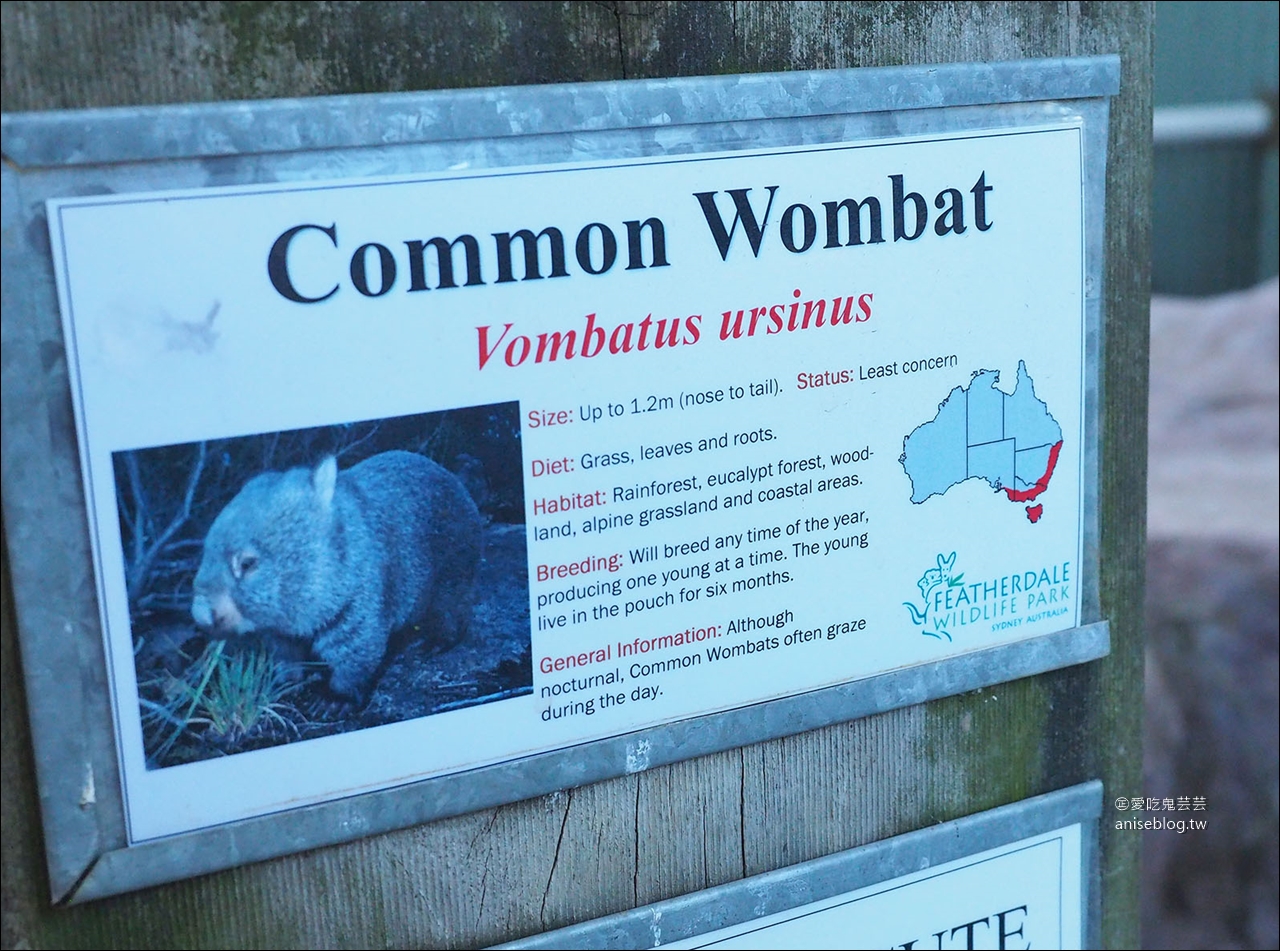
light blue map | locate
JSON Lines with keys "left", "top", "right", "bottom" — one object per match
{"left": 899, "top": 362, "right": 1063, "bottom": 521}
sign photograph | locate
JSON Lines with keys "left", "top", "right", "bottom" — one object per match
{"left": 1, "top": 57, "right": 1117, "bottom": 898}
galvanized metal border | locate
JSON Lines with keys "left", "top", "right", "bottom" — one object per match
{"left": 0, "top": 56, "right": 1119, "bottom": 903}
{"left": 4, "top": 57, "right": 1119, "bottom": 168}
{"left": 499, "top": 780, "right": 1105, "bottom": 949}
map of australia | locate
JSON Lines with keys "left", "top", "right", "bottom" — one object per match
{"left": 899, "top": 362, "right": 1063, "bottom": 523}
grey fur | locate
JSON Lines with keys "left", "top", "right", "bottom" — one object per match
{"left": 191, "top": 450, "right": 482, "bottom": 701}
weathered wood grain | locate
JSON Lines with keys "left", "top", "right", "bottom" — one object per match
{"left": 1, "top": 2, "right": 1150, "bottom": 947}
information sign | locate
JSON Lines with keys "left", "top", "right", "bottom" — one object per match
{"left": 52, "top": 126, "right": 1087, "bottom": 842}
{"left": 1, "top": 57, "right": 1118, "bottom": 899}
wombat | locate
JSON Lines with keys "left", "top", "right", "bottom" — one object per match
{"left": 190, "top": 450, "right": 482, "bottom": 702}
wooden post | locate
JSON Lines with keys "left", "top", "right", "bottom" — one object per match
{"left": 0, "top": 3, "right": 1151, "bottom": 947}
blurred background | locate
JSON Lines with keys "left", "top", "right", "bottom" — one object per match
{"left": 1143, "top": 2, "right": 1278, "bottom": 948}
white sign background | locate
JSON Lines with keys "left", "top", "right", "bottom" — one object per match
{"left": 50, "top": 124, "right": 1085, "bottom": 841}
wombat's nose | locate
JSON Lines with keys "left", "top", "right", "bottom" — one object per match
{"left": 193, "top": 592, "right": 251, "bottom": 634}
{"left": 191, "top": 596, "right": 214, "bottom": 629}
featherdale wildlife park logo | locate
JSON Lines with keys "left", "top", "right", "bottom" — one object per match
{"left": 904, "top": 552, "right": 1074, "bottom": 641}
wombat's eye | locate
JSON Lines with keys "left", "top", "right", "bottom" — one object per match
{"left": 231, "top": 552, "right": 259, "bottom": 579}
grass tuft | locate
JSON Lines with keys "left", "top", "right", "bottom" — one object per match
{"left": 140, "top": 639, "right": 305, "bottom": 765}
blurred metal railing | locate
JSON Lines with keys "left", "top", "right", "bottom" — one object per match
{"left": 1154, "top": 97, "right": 1278, "bottom": 146}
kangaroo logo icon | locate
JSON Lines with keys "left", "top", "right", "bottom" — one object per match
{"left": 904, "top": 552, "right": 964, "bottom": 641}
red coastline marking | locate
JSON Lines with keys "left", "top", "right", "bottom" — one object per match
{"left": 1004, "top": 440, "right": 1063, "bottom": 503}
{"left": 1025, "top": 504, "right": 1044, "bottom": 523}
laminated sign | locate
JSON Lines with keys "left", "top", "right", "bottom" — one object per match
{"left": 2, "top": 57, "right": 1116, "bottom": 897}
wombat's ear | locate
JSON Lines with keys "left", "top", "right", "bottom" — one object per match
{"left": 312, "top": 456, "right": 338, "bottom": 508}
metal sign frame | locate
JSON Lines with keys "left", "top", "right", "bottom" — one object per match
{"left": 1, "top": 56, "right": 1117, "bottom": 903}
